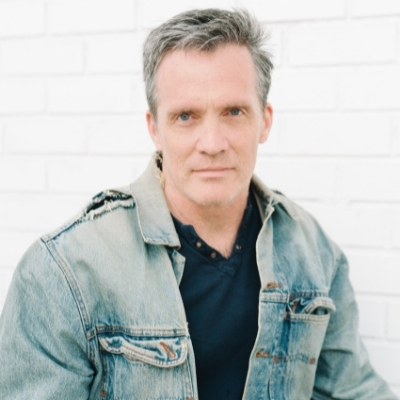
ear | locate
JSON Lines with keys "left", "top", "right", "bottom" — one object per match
{"left": 146, "top": 110, "right": 162, "bottom": 151}
{"left": 259, "top": 103, "right": 273, "bottom": 144}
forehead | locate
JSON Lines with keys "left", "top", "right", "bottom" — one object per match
{"left": 155, "top": 44, "right": 259, "bottom": 110}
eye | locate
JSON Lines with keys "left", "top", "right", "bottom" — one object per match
{"left": 229, "top": 108, "right": 241, "bottom": 116}
{"left": 178, "top": 113, "right": 190, "bottom": 121}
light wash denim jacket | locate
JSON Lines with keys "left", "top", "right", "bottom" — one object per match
{"left": 0, "top": 156, "right": 396, "bottom": 400}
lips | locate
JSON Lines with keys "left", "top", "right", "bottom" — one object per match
{"left": 193, "top": 167, "right": 233, "bottom": 178}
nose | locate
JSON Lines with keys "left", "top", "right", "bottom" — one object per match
{"left": 195, "top": 117, "right": 229, "bottom": 155}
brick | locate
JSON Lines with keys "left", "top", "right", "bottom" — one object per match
{"left": 132, "top": 78, "right": 149, "bottom": 114}
{"left": 269, "top": 70, "right": 337, "bottom": 111}
{"left": 279, "top": 114, "right": 391, "bottom": 155}
{"left": 47, "top": 156, "right": 149, "bottom": 195}
{"left": 298, "top": 203, "right": 388, "bottom": 248}
{"left": 0, "top": 157, "right": 46, "bottom": 192}
{"left": 393, "top": 208, "right": 400, "bottom": 248}
{"left": 0, "top": 129, "right": 3, "bottom": 153}
{"left": 140, "top": 0, "right": 234, "bottom": 28}
{"left": 266, "top": 25, "right": 283, "bottom": 68}
{"left": 254, "top": 158, "right": 335, "bottom": 200}
{"left": 0, "top": 268, "right": 15, "bottom": 314}
{"left": 237, "top": 0, "right": 345, "bottom": 21}
{"left": 0, "top": 2, "right": 44, "bottom": 37}
{"left": 350, "top": 0, "right": 400, "bottom": 17}
{"left": 395, "top": 116, "right": 400, "bottom": 156}
{"left": 0, "top": 38, "right": 83, "bottom": 75}
{"left": 0, "top": 194, "right": 87, "bottom": 232}
{"left": 341, "top": 67, "right": 400, "bottom": 110}
{"left": 392, "top": 387, "right": 400, "bottom": 399}
{"left": 86, "top": 116, "right": 154, "bottom": 155}
{"left": 86, "top": 33, "right": 142, "bottom": 74}
{"left": 49, "top": 0, "right": 135, "bottom": 34}
{"left": 363, "top": 339, "right": 400, "bottom": 385}
{"left": 4, "top": 117, "right": 86, "bottom": 154}
{"left": 288, "top": 20, "right": 396, "bottom": 66}
{"left": 0, "top": 79, "right": 45, "bottom": 114}
{"left": 0, "top": 232, "right": 39, "bottom": 267}
{"left": 347, "top": 251, "right": 400, "bottom": 296}
{"left": 48, "top": 76, "right": 135, "bottom": 114}
{"left": 257, "top": 118, "right": 279, "bottom": 156}
{"left": 387, "top": 300, "right": 400, "bottom": 340}
{"left": 337, "top": 161, "right": 400, "bottom": 201}
{"left": 356, "top": 296, "right": 385, "bottom": 338}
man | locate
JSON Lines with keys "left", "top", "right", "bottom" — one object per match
{"left": 0, "top": 8, "right": 396, "bottom": 400}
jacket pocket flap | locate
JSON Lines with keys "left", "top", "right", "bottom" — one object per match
{"left": 302, "top": 296, "right": 336, "bottom": 314}
{"left": 99, "top": 335, "right": 188, "bottom": 368}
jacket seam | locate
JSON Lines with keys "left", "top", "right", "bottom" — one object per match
{"left": 40, "top": 238, "right": 95, "bottom": 363}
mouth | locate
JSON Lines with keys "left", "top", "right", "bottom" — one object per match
{"left": 193, "top": 167, "right": 233, "bottom": 178}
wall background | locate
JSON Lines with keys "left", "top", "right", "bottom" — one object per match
{"left": 0, "top": 0, "right": 399, "bottom": 395}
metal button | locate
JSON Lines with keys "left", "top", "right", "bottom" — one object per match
{"left": 196, "top": 241, "right": 202, "bottom": 248}
{"left": 235, "top": 244, "right": 242, "bottom": 250}
{"left": 210, "top": 251, "right": 217, "bottom": 258}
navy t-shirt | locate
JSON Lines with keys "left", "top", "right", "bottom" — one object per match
{"left": 172, "top": 190, "right": 262, "bottom": 400}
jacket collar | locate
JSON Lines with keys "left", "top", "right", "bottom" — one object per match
{"left": 129, "top": 155, "right": 181, "bottom": 248}
{"left": 251, "top": 174, "right": 298, "bottom": 221}
{"left": 129, "top": 154, "right": 297, "bottom": 248}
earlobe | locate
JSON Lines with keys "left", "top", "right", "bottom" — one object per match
{"left": 259, "top": 103, "right": 273, "bottom": 144}
{"left": 146, "top": 111, "right": 162, "bottom": 151}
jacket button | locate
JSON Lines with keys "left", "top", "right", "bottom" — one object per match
{"left": 310, "top": 357, "right": 316, "bottom": 365}
{"left": 100, "top": 389, "right": 107, "bottom": 397}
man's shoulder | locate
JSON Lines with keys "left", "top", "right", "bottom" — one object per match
{"left": 252, "top": 175, "right": 340, "bottom": 256}
{"left": 41, "top": 186, "right": 136, "bottom": 244}
{"left": 251, "top": 174, "right": 315, "bottom": 223}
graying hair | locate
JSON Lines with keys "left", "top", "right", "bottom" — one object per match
{"left": 143, "top": 8, "right": 273, "bottom": 117}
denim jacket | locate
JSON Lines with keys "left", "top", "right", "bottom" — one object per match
{"left": 0, "top": 156, "right": 396, "bottom": 400}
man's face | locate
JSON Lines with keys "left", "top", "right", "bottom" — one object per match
{"left": 147, "top": 44, "right": 273, "bottom": 209}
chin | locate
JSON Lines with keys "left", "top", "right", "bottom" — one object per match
{"left": 187, "top": 187, "right": 244, "bottom": 208}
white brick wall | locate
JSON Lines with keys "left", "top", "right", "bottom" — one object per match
{"left": 0, "top": 38, "right": 84, "bottom": 75}
{"left": 0, "top": 0, "right": 399, "bottom": 394}
{"left": 48, "top": 0, "right": 136, "bottom": 34}
{"left": 0, "top": 79, "right": 45, "bottom": 114}
{"left": 0, "top": 2, "right": 45, "bottom": 37}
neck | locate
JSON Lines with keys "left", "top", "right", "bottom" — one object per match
{"left": 166, "top": 189, "right": 249, "bottom": 259}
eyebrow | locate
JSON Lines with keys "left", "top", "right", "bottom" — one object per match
{"left": 166, "top": 107, "right": 201, "bottom": 120}
{"left": 167, "top": 102, "right": 252, "bottom": 119}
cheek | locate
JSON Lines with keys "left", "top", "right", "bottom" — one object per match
{"left": 161, "top": 145, "right": 189, "bottom": 178}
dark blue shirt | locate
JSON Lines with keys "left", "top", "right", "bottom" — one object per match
{"left": 173, "top": 190, "right": 262, "bottom": 400}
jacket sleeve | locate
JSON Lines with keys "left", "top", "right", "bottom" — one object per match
{"left": 0, "top": 240, "right": 95, "bottom": 399}
{"left": 312, "top": 247, "right": 397, "bottom": 400}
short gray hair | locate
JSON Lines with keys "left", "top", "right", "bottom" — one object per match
{"left": 143, "top": 8, "right": 273, "bottom": 117}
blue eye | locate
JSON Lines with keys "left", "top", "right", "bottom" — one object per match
{"left": 179, "top": 113, "right": 190, "bottom": 121}
{"left": 230, "top": 108, "right": 241, "bottom": 116}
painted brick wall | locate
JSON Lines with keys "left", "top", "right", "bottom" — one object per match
{"left": 0, "top": 0, "right": 399, "bottom": 395}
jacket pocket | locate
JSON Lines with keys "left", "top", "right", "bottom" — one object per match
{"left": 286, "top": 295, "right": 336, "bottom": 320}
{"left": 99, "top": 334, "right": 188, "bottom": 367}
{"left": 98, "top": 331, "right": 194, "bottom": 400}
{"left": 272, "top": 295, "right": 335, "bottom": 400}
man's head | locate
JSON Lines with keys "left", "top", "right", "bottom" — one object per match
{"left": 143, "top": 8, "right": 274, "bottom": 214}
{"left": 143, "top": 8, "right": 273, "bottom": 118}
